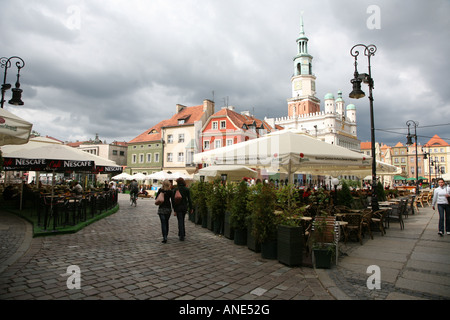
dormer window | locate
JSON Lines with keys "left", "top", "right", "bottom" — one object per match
{"left": 178, "top": 119, "right": 185, "bottom": 125}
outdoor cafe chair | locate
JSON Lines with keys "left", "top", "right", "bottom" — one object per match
{"left": 371, "top": 209, "right": 389, "bottom": 236}
{"left": 388, "top": 200, "right": 405, "bottom": 230}
{"left": 361, "top": 210, "right": 373, "bottom": 240}
{"left": 342, "top": 213, "right": 363, "bottom": 244}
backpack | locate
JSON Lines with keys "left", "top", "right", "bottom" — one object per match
{"left": 155, "top": 191, "right": 165, "bottom": 206}
{"left": 174, "top": 189, "right": 182, "bottom": 205}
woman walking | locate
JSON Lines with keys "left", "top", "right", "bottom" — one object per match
{"left": 172, "top": 178, "right": 193, "bottom": 241}
{"left": 155, "top": 180, "right": 173, "bottom": 243}
{"left": 432, "top": 178, "right": 450, "bottom": 237}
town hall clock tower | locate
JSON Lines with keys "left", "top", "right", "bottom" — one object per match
{"left": 288, "top": 16, "right": 320, "bottom": 117}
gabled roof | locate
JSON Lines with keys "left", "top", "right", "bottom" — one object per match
{"left": 128, "top": 120, "right": 168, "bottom": 144}
{"left": 207, "top": 108, "right": 275, "bottom": 134}
{"left": 128, "top": 105, "right": 206, "bottom": 144}
{"left": 424, "top": 134, "right": 450, "bottom": 147}
{"left": 394, "top": 142, "right": 405, "bottom": 148}
{"left": 162, "top": 105, "right": 205, "bottom": 128}
{"left": 360, "top": 141, "right": 371, "bottom": 149}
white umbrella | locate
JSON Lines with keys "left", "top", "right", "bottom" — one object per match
{"left": 195, "top": 165, "right": 257, "bottom": 181}
{"left": 442, "top": 172, "right": 450, "bottom": 181}
{"left": 112, "top": 172, "right": 133, "bottom": 180}
{"left": 147, "top": 170, "right": 174, "bottom": 180}
{"left": 131, "top": 172, "right": 147, "bottom": 180}
{"left": 194, "top": 129, "right": 372, "bottom": 183}
{"left": 1, "top": 137, "right": 121, "bottom": 171}
{"left": 0, "top": 108, "right": 33, "bottom": 146}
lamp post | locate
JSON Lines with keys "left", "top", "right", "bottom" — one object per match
{"left": 422, "top": 148, "right": 432, "bottom": 187}
{"left": 1, "top": 56, "right": 25, "bottom": 108}
{"left": 349, "top": 44, "right": 378, "bottom": 211}
{"left": 406, "top": 120, "right": 419, "bottom": 195}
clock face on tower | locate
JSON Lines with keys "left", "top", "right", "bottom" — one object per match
{"left": 294, "top": 80, "right": 302, "bottom": 91}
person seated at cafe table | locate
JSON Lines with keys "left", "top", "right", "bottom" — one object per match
{"left": 71, "top": 181, "right": 83, "bottom": 196}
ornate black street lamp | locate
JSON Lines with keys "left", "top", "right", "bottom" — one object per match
{"left": 1, "top": 56, "right": 25, "bottom": 108}
{"left": 349, "top": 44, "right": 378, "bottom": 211}
{"left": 422, "top": 148, "right": 432, "bottom": 187}
{"left": 406, "top": 120, "right": 419, "bottom": 195}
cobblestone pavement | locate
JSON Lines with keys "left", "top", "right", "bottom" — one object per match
{"left": 319, "top": 205, "right": 450, "bottom": 300}
{"left": 0, "top": 194, "right": 333, "bottom": 301}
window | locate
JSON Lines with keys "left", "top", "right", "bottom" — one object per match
{"left": 112, "top": 150, "right": 118, "bottom": 155}
{"left": 204, "top": 140, "right": 210, "bottom": 150}
{"left": 120, "top": 151, "right": 125, "bottom": 156}
{"left": 212, "top": 121, "right": 218, "bottom": 130}
{"left": 441, "top": 157, "right": 445, "bottom": 162}
{"left": 132, "top": 154, "right": 137, "bottom": 164}
{"left": 167, "top": 153, "right": 173, "bottom": 162}
{"left": 187, "top": 151, "right": 194, "bottom": 164}
{"left": 401, "top": 158, "right": 406, "bottom": 163}
{"left": 178, "top": 133, "right": 185, "bottom": 143}
{"left": 215, "top": 139, "right": 222, "bottom": 149}
{"left": 167, "top": 135, "right": 173, "bottom": 143}
{"left": 178, "top": 152, "right": 184, "bottom": 162}
{"left": 178, "top": 119, "right": 185, "bottom": 125}
{"left": 147, "top": 153, "right": 152, "bottom": 163}
{"left": 226, "top": 139, "right": 233, "bottom": 146}
{"left": 139, "top": 154, "right": 144, "bottom": 163}
{"left": 394, "top": 158, "right": 399, "bottom": 164}
{"left": 220, "top": 120, "right": 226, "bottom": 129}
{"left": 154, "top": 153, "right": 160, "bottom": 163}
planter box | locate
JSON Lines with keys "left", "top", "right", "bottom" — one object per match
{"left": 261, "top": 239, "right": 277, "bottom": 260}
{"left": 247, "top": 222, "right": 261, "bottom": 252}
{"left": 313, "top": 248, "right": 333, "bottom": 269}
{"left": 207, "top": 209, "right": 213, "bottom": 231}
{"left": 234, "top": 228, "right": 247, "bottom": 245}
{"left": 224, "top": 211, "right": 234, "bottom": 240}
{"left": 277, "top": 225, "right": 304, "bottom": 267}
{"left": 195, "top": 208, "right": 203, "bottom": 225}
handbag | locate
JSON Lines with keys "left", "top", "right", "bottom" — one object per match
{"left": 155, "top": 191, "right": 165, "bottom": 205}
{"left": 174, "top": 189, "right": 182, "bottom": 205}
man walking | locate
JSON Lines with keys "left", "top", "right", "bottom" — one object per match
{"left": 432, "top": 178, "right": 450, "bottom": 236}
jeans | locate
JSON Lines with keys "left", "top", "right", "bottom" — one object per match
{"left": 176, "top": 210, "right": 187, "bottom": 239}
{"left": 158, "top": 207, "right": 171, "bottom": 240}
{"left": 437, "top": 204, "right": 450, "bottom": 233}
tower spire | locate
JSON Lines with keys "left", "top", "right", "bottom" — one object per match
{"left": 299, "top": 12, "right": 305, "bottom": 36}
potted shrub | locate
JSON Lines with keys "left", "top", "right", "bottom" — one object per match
{"left": 206, "top": 178, "right": 226, "bottom": 234}
{"left": 228, "top": 181, "right": 251, "bottom": 245}
{"left": 276, "top": 185, "right": 305, "bottom": 267}
{"left": 311, "top": 214, "right": 336, "bottom": 269}
{"left": 248, "top": 183, "right": 279, "bottom": 259}
{"left": 191, "top": 181, "right": 207, "bottom": 225}
{"left": 224, "top": 183, "right": 236, "bottom": 240}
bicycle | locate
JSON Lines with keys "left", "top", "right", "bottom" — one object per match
{"left": 130, "top": 192, "right": 137, "bottom": 207}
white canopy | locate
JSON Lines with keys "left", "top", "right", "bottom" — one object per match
{"left": 146, "top": 170, "right": 192, "bottom": 181}
{"left": 147, "top": 170, "right": 174, "bottom": 180}
{"left": 195, "top": 165, "right": 258, "bottom": 181}
{"left": 131, "top": 172, "right": 148, "bottom": 180}
{"left": 442, "top": 172, "right": 450, "bottom": 181}
{"left": 194, "top": 129, "right": 372, "bottom": 183}
{"left": 1, "top": 137, "right": 121, "bottom": 172}
{"left": 0, "top": 108, "right": 33, "bottom": 146}
{"left": 112, "top": 172, "right": 133, "bottom": 180}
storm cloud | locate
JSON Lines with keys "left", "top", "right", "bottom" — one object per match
{"left": 1, "top": 0, "right": 448, "bottom": 146}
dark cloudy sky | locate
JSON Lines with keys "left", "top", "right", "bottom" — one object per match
{"left": 1, "top": 0, "right": 449, "bottom": 147}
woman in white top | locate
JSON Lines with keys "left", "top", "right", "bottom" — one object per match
{"left": 432, "top": 178, "right": 450, "bottom": 236}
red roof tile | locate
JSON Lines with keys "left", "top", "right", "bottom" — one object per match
{"left": 424, "top": 134, "right": 450, "bottom": 147}
{"left": 128, "top": 105, "right": 206, "bottom": 144}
